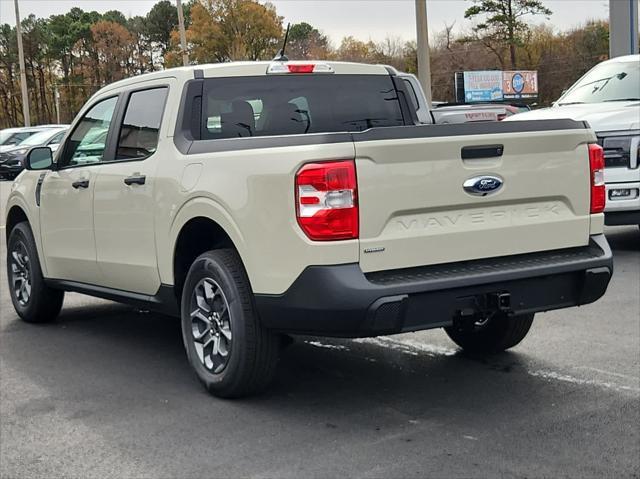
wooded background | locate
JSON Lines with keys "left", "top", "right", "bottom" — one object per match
{"left": 0, "top": 0, "right": 611, "bottom": 128}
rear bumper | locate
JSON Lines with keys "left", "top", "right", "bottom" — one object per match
{"left": 604, "top": 180, "right": 640, "bottom": 221}
{"left": 605, "top": 210, "right": 640, "bottom": 226}
{"left": 255, "top": 235, "right": 613, "bottom": 337}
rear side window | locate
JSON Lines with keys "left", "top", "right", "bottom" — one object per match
{"left": 403, "top": 79, "right": 420, "bottom": 111}
{"left": 201, "top": 75, "right": 404, "bottom": 140}
{"left": 116, "top": 87, "right": 168, "bottom": 161}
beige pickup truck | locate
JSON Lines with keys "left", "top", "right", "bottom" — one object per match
{"left": 5, "top": 61, "right": 613, "bottom": 398}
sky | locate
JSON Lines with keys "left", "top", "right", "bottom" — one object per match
{"left": 0, "top": 0, "right": 612, "bottom": 43}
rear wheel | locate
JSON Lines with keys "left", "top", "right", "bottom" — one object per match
{"left": 180, "top": 249, "right": 279, "bottom": 398}
{"left": 445, "top": 313, "right": 534, "bottom": 354}
{"left": 7, "top": 222, "right": 64, "bottom": 323}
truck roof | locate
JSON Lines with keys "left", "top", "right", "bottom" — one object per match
{"left": 98, "top": 61, "right": 393, "bottom": 96}
{"left": 199, "top": 61, "right": 391, "bottom": 77}
{"left": 601, "top": 54, "right": 639, "bottom": 64}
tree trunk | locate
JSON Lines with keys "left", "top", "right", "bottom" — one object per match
{"left": 7, "top": 65, "right": 18, "bottom": 126}
{"left": 61, "top": 56, "right": 72, "bottom": 122}
{"left": 150, "top": 44, "right": 155, "bottom": 71}
{"left": 28, "top": 60, "right": 41, "bottom": 124}
{"left": 38, "top": 66, "right": 51, "bottom": 123}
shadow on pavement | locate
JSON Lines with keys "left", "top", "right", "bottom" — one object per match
{"left": 0, "top": 299, "right": 596, "bottom": 412}
{"left": 605, "top": 225, "right": 640, "bottom": 252}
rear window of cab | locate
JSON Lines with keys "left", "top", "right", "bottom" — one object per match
{"left": 201, "top": 74, "right": 405, "bottom": 140}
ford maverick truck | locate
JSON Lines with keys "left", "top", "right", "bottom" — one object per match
{"left": 5, "top": 61, "right": 613, "bottom": 397}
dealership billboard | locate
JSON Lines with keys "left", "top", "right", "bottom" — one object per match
{"left": 461, "top": 71, "right": 504, "bottom": 102}
{"left": 502, "top": 71, "right": 538, "bottom": 99}
{"left": 455, "top": 70, "right": 539, "bottom": 103}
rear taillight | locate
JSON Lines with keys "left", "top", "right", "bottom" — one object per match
{"left": 589, "top": 143, "right": 605, "bottom": 214}
{"left": 295, "top": 160, "right": 358, "bottom": 241}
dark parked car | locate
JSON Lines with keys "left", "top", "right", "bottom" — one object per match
{"left": 0, "top": 127, "right": 67, "bottom": 179}
{"left": 0, "top": 125, "right": 66, "bottom": 153}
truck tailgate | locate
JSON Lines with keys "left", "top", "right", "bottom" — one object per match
{"left": 354, "top": 121, "right": 596, "bottom": 273}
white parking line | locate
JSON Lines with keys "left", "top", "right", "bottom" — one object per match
{"left": 527, "top": 369, "right": 640, "bottom": 394}
{"left": 349, "top": 337, "right": 640, "bottom": 395}
{"left": 575, "top": 366, "right": 639, "bottom": 381}
{"left": 305, "top": 341, "right": 350, "bottom": 351}
{"left": 354, "top": 337, "right": 458, "bottom": 357}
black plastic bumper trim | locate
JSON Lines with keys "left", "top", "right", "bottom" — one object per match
{"left": 605, "top": 210, "right": 640, "bottom": 226}
{"left": 255, "top": 235, "right": 613, "bottom": 337}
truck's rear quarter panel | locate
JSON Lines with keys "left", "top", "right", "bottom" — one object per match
{"left": 161, "top": 138, "right": 359, "bottom": 295}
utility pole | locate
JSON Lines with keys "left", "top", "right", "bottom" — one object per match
{"left": 415, "top": 0, "right": 433, "bottom": 106}
{"left": 609, "top": 0, "right": 639, "bottom": 58}
{"left": 14, "top": 0, "right": 30, "bottom": 126}
{"left": 176, "top": 0, "right": 189, "bottom": 67}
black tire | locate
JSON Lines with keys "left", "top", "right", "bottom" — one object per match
{"left": 180, "top": 249, "right": 279, "bottom": 398}
{"left": 7, "top": 222, "right": 64, "bottom": 323}
{"left": 445, "top": 313, "right": 534, "bottom": 354}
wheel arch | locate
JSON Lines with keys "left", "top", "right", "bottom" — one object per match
{"left": 5, "top": 191, "right": 49, "bottom": 277}
{"left": 167, "top": 197, "right": 248, "bottom": 304}
{"left": 5, "top": 205, "right": 29, "bottom": 241}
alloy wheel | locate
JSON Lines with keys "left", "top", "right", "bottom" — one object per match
{"left": 190, "top": 278, "right": 233, "bottom": 373}
{"left": 10, "top": 241, "right": 32, "bottom": 306}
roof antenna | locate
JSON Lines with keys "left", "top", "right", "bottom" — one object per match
{"left": 273, "top": 23, "right": 291, "bottom": 62}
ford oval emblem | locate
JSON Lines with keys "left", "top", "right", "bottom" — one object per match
{"left": 463, "top": 175, "right": 504, "bottom": 196}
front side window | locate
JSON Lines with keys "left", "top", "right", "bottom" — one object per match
{"left": 59, "top": 96, "right": 118, "bottom": 168}
{"left": 201, "top": 74, "right": 404, "bottom": 140}
{"left": 115, "top": 88, "right": 168, "bottom": 161}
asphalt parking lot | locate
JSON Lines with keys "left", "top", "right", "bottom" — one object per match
{"left": 0, "top": 178, "right": 638, "bottom": 478}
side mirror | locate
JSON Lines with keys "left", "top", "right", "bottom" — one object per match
{"left": 26, "top": 147, "right": 53, "bottom": 171}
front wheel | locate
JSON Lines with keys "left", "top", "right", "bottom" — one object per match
{"left": 180, "top": 249, "right": 279, "bottom": 398}
{"left": 445, "top": 313, "right": 534, "bottom": 354}
{"left": 7, "top": 222, "right": 64, "bottom": 323}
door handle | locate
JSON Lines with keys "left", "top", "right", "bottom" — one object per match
{"left": 72, "top": 179, "right": 89, "bottom": 189}
{"left": 461, "top": 144, "right": 504, "bottom": 160}
{"left": 124, "top": 175, "right": 146, "bottom": 186}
